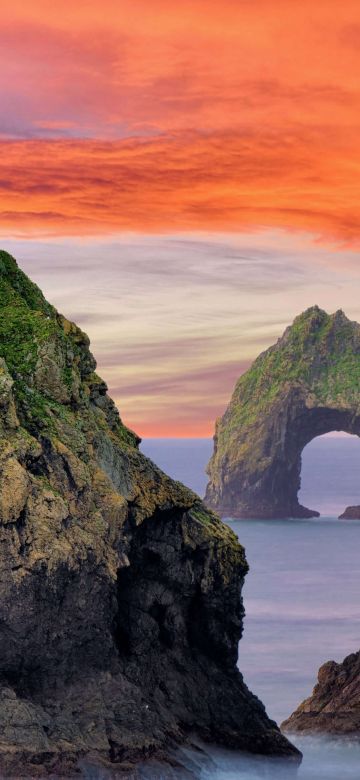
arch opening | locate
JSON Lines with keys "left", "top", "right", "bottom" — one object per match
{"left": 299, "top": 432, "right": 360, "bottom": 518}
{"left": 206, "top": 403, "right": 360, "bottom": 519}
{"left": 279, "top": 406, "right": 360, "bottom": 518}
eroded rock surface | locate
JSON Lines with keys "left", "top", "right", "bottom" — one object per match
{"left": 339, "top": 505, "right": 360, "bottom": 519}
{"left": 0, "top": 251, "right": 298, "bottom": 775}
{"left": 282, "top": 651, "right": 360, "bottom": 736}
{"left": 205, "top": 307, "right": 360, "bottom": 518}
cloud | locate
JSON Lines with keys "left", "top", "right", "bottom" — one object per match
{"left": 0, "top": 3, "right": 359, "bottom": 243}
{"left": 3, "top": 232, "right": 360, "bottom": 436}
{"left": 1, "top": 2, "right": 360, "bottom": 433}
{"left": 0, "top": 127, "right": 359, "bottom": 244}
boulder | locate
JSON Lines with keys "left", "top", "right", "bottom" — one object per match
{"left": 282, "top": 651, "right": 360, "bottom": 736}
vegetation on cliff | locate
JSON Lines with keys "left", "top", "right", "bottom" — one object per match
{"left": 206, "top": 306, "right": 360, "bottom": 518}
{"left": 0, "top": 251, "right": 298, "bottom": 775}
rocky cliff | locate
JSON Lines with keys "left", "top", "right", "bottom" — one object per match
{"left": 0, "top": 251, "right": 298, "bottom": 776}
{"left": 282, "top": 651, "right": 360, "bottom": 735}
{"left": 205, "top": 306, "right": 360, "bottom": 518}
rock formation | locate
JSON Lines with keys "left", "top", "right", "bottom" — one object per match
{"left": 0, "top": 251, "right": 299, "bottom": 776}
{"left": 282, "top": 651, "right": 360, "bottom": 736}
{"left": 205, "top": 306, "right": 360, "bottom": 519}
{"left": 339, "top": 506, "right": 360, "bottom": 519}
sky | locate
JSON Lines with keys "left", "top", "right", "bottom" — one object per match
{"left": 1, "top": 1, "right": 360, "bottom": 436}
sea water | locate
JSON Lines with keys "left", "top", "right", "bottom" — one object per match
{"left": 140, "top": 435, "right": 360, "bottom": 779}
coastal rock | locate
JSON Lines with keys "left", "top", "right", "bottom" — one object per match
{"left": 0, "top": 251, "right": 299, "bottom": 775}
{"left": 282, "top": 651, "right": 360, "bottom": 735}
{"left": 339, "top": 505, "right": 360, "bottom": 519}
{"left": 205, "top": 306, "right": 360, "bottom": 518}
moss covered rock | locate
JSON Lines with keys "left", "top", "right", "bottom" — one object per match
{"left": 0, "top": 252, "right": 298, "bottom": 775}
{"left": 205, "top": 306, "right": 360, "bottom": 518}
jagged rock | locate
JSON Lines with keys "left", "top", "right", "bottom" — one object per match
{"left": 205, "top": 306, "right": 360, "bottom": 519}
{"left": 339, "top": 505, "right": 360, "bottom": 519}
{"left": 282, "top": 651, "right": 360, "bottom": 736}
{"left": 0, "top": 251, "right": 299, "bottom": 776}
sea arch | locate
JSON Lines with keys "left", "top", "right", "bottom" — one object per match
{"left": 205, "top": 307, "right": 360, "bottom": 518}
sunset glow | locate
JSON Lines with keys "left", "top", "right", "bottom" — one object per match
{"left": 1, "top": 1, "right": 360, "bottom": 435}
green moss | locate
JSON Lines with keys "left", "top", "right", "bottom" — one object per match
{"left": 0, "top": 256, "right": 58, "bottom": 382}
{"left": 62, "top": 365, "right": 75, "bottom": 390}
{"left": 216, "top": 307, "right": 360, "bottom": 457}
{"left": 189, "top": 505, "right": 214, "bottom": 526}
{"left": 112, "top": 421, "right": 139, "bottom": 448}
{"left": 33, "top": 474, "right": 62, "bottom": 498}
{"left": 0, "top": 252, "right": 75, "bottom": 437}
{"left": 0, "top": 250, "right": 54, "bottom": 316}
{"left": 0, "top": 249, "right": 139, "bottom": 457}
{"left": 15, "top": 381, "right": 72, "bottom": 438}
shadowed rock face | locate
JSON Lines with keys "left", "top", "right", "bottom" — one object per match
{"left": 0, "top": 251, "right": 299, "bottom": 776}
{"left": 339, "top": 505, "right": 360, "bottom": 519}
{"left": 282, "top": 651, "right": 360, "bottom": 736}
{"left": 205, "top": 306, "right": 360, "bottom": 519}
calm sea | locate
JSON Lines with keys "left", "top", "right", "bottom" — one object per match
{"left": 140, "top": 435, "right": 360, "bottom": 780}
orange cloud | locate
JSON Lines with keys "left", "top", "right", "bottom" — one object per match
{"left": 0, "top": 1, "right": 359, "bottom": 242}
{"left": 1, "top": 5, "right": 360, "bottom": 140}
{"left": 0, "top": 127, "right": 359, "bottom": 244}
{"left": 2, "top": 1, "right": 360, "bottom": 435}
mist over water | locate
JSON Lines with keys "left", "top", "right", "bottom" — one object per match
{"left": 189, "top": 738, "right": 360, "bottom": 780}
{"left": 141, "top": 435, "right": 360, "bottom": 779}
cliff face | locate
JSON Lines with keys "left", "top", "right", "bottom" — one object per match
{"left": 205, "top": 307, "right": 360, "bottom": 519}
{"left": 0, "top": 251, "right": 298, "bottom": 775}
{"left": 282, "top": 651, "right": 360, "bottom": 736}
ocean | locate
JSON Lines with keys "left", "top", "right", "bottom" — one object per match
{"left": 140, "top": 434, "right": 360, "bottom": 779}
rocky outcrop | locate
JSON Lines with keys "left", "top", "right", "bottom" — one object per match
{"left": 282, "top": 651, "right": 360, "bottom": 736}
{"left": 339, "top": 506, "right": 360, "bottom": 519}
{"left": 0, "top": 251, "right": 299, "bottom": 776}
{"left": 205, "top": 306, "right": 360, "bottom": 519}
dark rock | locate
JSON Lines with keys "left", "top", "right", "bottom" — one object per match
{"left": 0, "top": 251, "right": 300, "bottom": 775}
{"left": 339, "top": 505, "right": 360, "bottom": 519}
{"left": 282, "top": 651, "right": 360, "bottom": 736}
{"left": 205, "top": 306, "right": 360, "bottom": 518}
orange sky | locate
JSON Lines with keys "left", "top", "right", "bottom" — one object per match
{"left": 1, "top": 131, "right": 359, "bottom": 244}
{"left": 1, "top": 1, "right": 360, "bottom": 435}
{"left": 1, "top": 1, "right": 360, "bottom": 244}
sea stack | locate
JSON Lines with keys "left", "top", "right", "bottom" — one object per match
{"left": 282, "top": 651, "right": 360, "bottom": 736}
{"left": 339, "top": 506, "right": 360, "bottom": 519}
{"left": 205, "top": 307, "right": 360, "bottom": 519}
{"left": 0, "top": 251, "right": 299, "bottom": 775}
